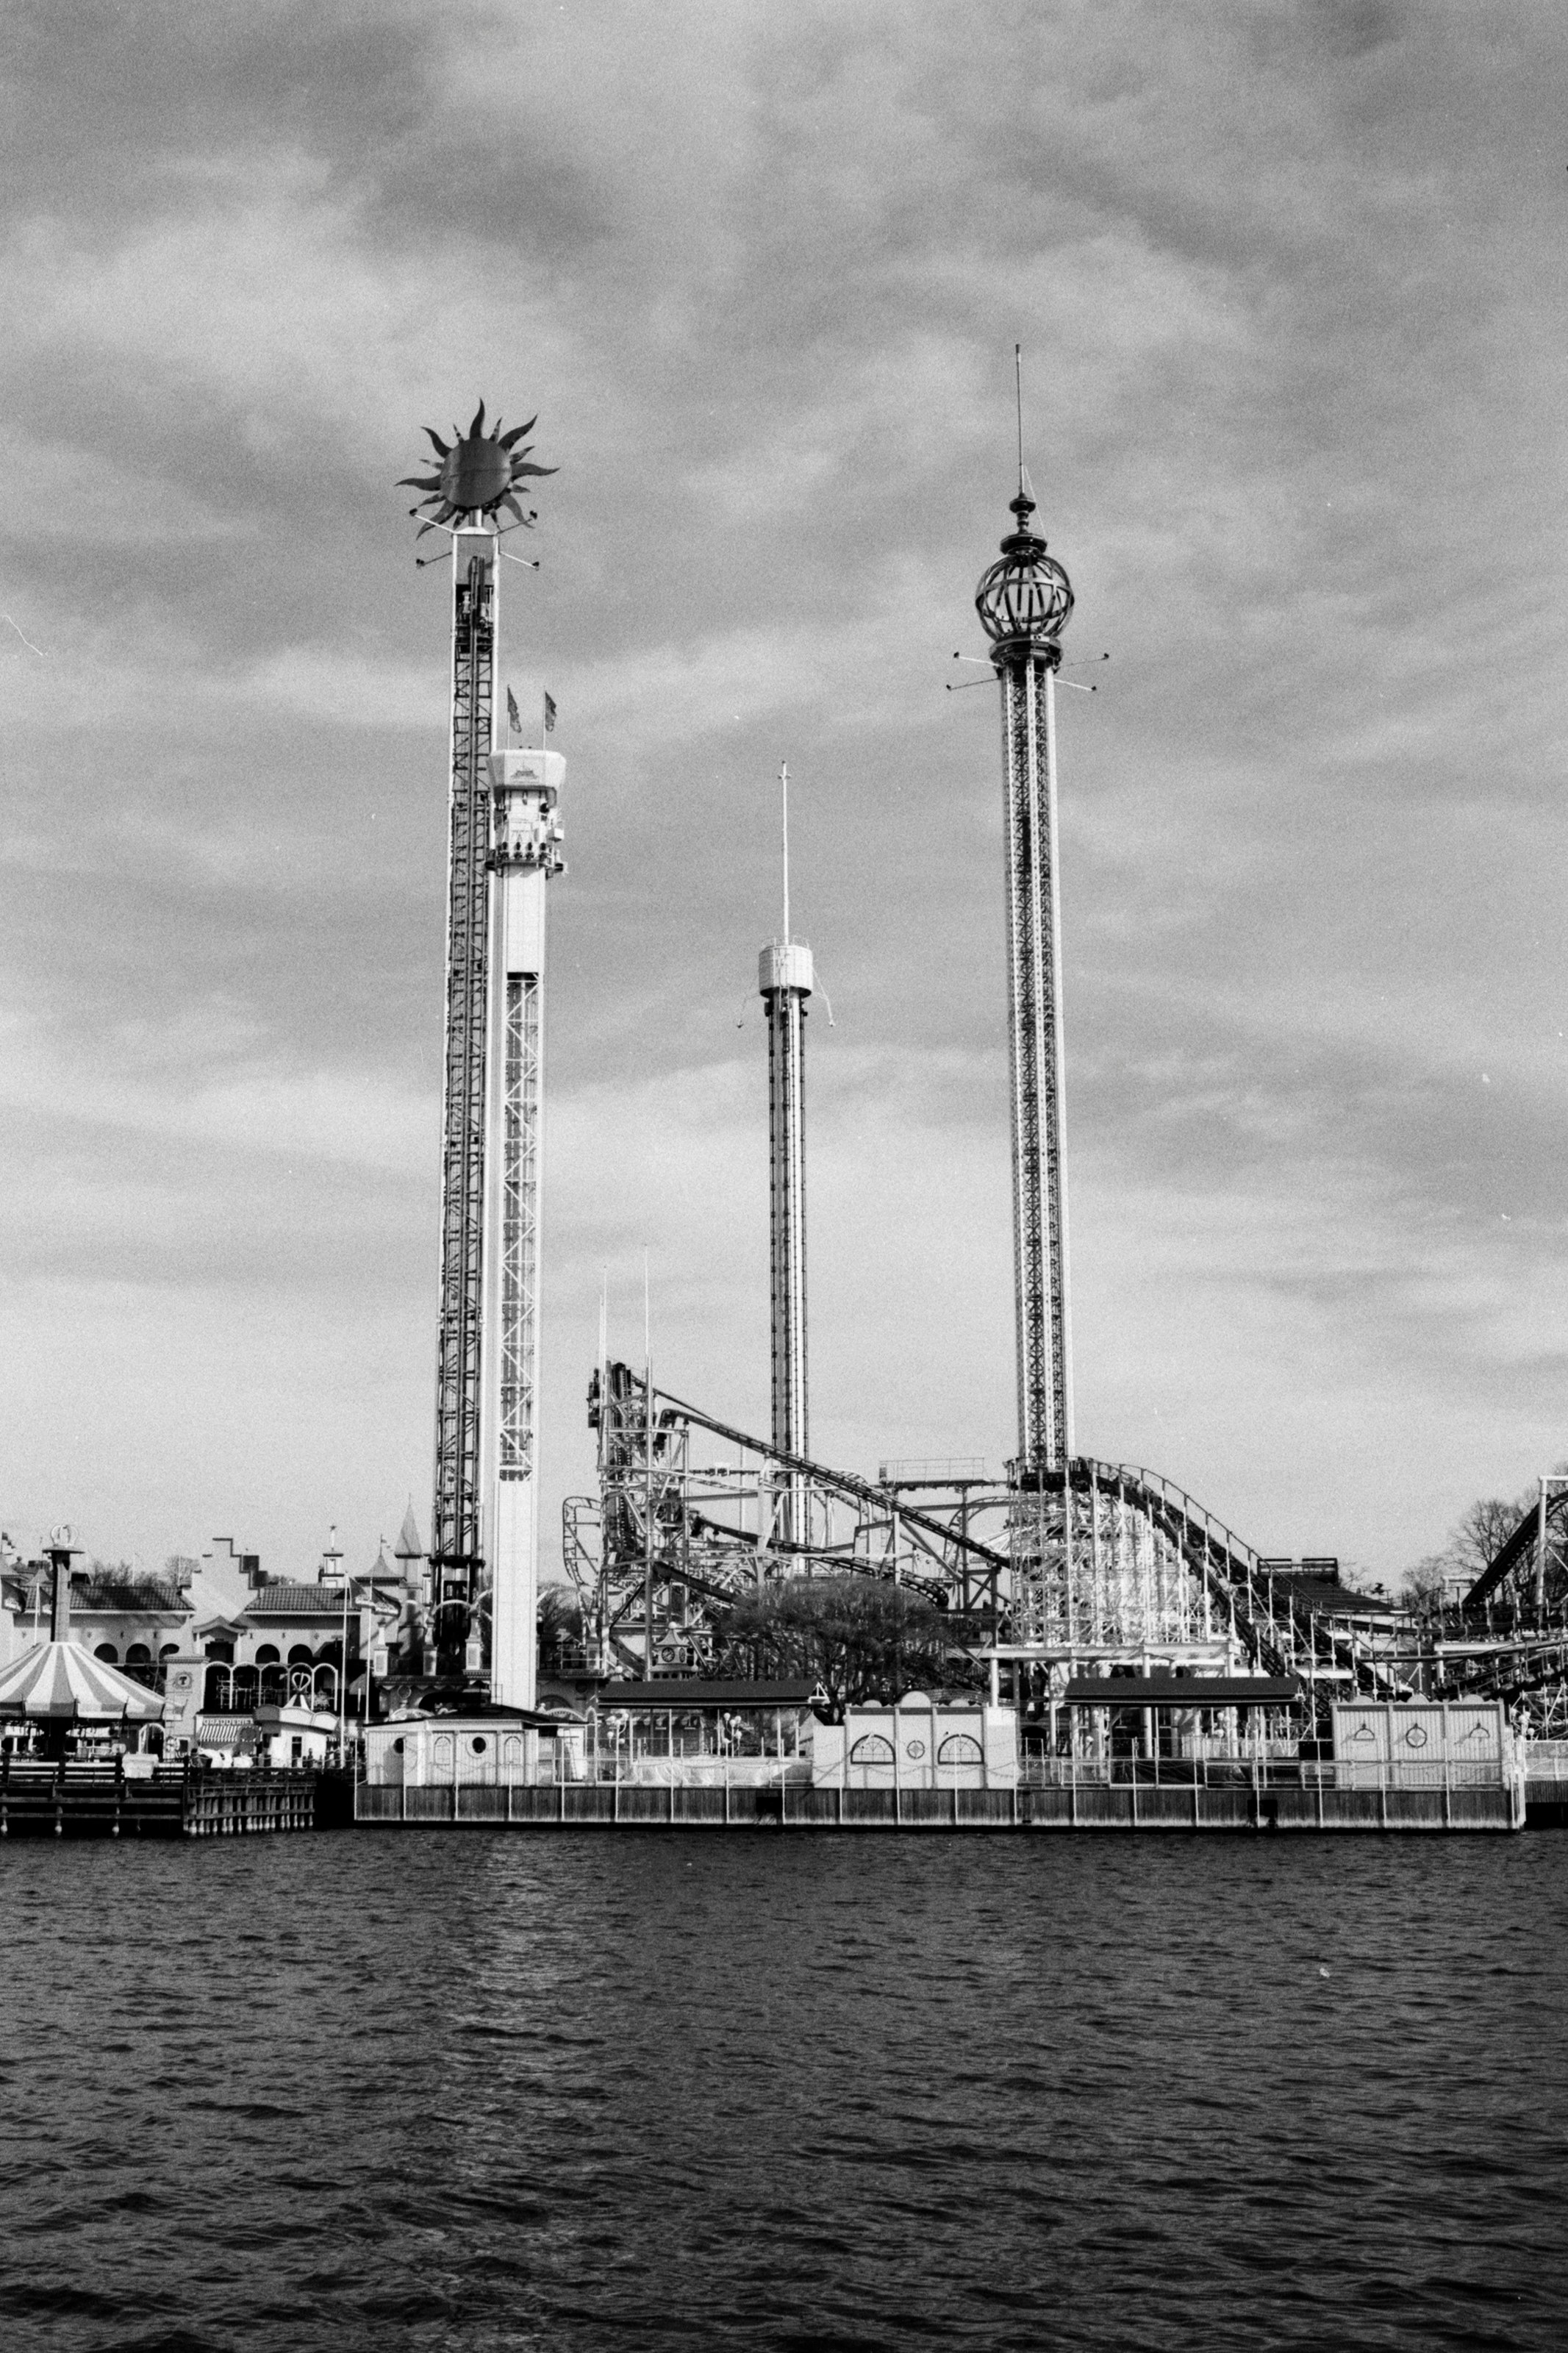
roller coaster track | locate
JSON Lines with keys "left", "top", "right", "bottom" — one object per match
{"left": 1067, "top": 1460, "right": 1402, "bottom": 1699}
{"left": 651, "top": 1385, "right": 981, "bottom": 1605}
{"left": 1464, "top": 1488, "right": 1568, "bottom": 1609}
{"left": 655, "top": 1386, "right": 1286, "bottom": 1660}
{"left": 622, "top": 1379, "right": 1410, "bottom": 1702}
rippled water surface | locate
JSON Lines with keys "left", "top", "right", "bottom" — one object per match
{"left": 4, "top": 1829, "right": 1567, "bottom": 2350}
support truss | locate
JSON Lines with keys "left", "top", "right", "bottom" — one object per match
{"left": 431, "top": 542, "right": 494, "bottom": 1599}
{"left": 498, "top": 973, "right": 541, "bottom": 1479}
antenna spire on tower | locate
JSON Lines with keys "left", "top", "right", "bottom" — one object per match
{"left": 1014, "top": 342, "right": 1025, "bottom": 497}
{"left": 780, "top": 760, "right": 791, "bottom": 944}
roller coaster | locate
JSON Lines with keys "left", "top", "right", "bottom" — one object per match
{"left": 555, "top": 455, "right": 1567, "bottom": 1752}
{"left": 1433, "top": 1482, "right": 1568, "bottom": 1735}
{"left": 560, "top": 1364, "right": 1433, "bottom": 1733}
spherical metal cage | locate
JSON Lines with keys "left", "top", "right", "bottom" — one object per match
{"left": 975, "top": 543, "right": 1073, "bottom": 649}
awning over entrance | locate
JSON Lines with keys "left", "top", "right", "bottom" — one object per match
{"left": 1059, "top": 1675, "right": 1301, "bottom": 1708}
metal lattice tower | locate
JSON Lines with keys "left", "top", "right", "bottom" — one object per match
{"left": 432, "top": 529, "right": 496, "bottom": 1607}
{"left": 975, "top": 474, "right": 1075, "bottom": 1480}
{"left": 761, "top": 941, "right": 812, "bottom": 1530}
{"left": 759, "top": 765, "right": 812, "bottom": 1544}
{"left": 403, "top": 401, "right": 556, "bottom": 1681}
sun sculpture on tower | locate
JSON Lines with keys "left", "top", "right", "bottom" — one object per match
{"left": 400, "top": 401, "right": 555, "bottom": 535}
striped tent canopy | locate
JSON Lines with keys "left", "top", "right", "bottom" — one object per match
{"left": 0, "top": 1640, "right": 165, "bottom": 1722}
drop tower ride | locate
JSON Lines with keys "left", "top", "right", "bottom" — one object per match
{"left": 759, "top": 763, "right": 812, "bottom": 1549}
{"left": 402, "top": 404, "right": 559, "bottom": 1705}
{"left": 975, "top": 462, "right": 1075, "bottom": 1481}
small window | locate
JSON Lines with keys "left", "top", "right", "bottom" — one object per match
{"left": 938, "top": 1732, "right": 984, "bottom": 1765}
{"left": 392, "top": 1738, "right": 405, "bottom": 1754}
{"left": 849, "top": 1734, "right": 895, "bottom": 1765}
{"left": 254, "top": 1645, "right": 281, "bottom": 1666}
{"left": 93, "top": 1643, "right": 120, "bottom": 1664}
{"left": 126, "top": 1643, "right": 152, "bottom": 1665}
{"left": 470, "top": 1736, "right": 488, "bottom": 1755}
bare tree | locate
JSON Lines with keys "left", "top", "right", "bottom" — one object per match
{"left": 1403, "top": 1481, "right": 1550, "bottom": 1607}
{"left": 537, "top": 1582, "right": 585, "bottom": 1674}
{"left": 718, "top": 1576, "right": 982, "bottom": 1714}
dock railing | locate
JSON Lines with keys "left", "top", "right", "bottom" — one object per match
{"left": 1017, "top": 1752, "right": 1508, "bottom": 1795}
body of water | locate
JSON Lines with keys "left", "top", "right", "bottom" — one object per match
{"left": 2, "top": 1829, "right": 1565, "bottom": 2350}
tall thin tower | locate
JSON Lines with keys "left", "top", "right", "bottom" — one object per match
{"left": 975, "top": 395, "right": 1075, "bottom": 1480}
{"left": 759, "top": 763, "right": 812, "bottom": 1545}
{"left": 481, "top": 733, "right": 565, "bottom": 1706}
{"left": 402, "top": 404, "right": 555, "bottom": 1686}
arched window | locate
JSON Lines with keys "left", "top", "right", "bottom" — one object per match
{"left": 849, "top": 1734, "right": 895, "bottom": 1765}
{"left": 254, "top": 1645, "right": 281, "bottom": 1666}
{"left": 93, "top": 1643, "right": 120, "bottom": 1665}
{"left": 937, "top": 1732, "right": 984, "bottom": 1765}
{"left": 126, "top": 1643, "right": 151, "bottom": 1664}
{"left": 204, "top": 1664, "right": 233, "bottom": 1709}
{"left": 158, "top": 1643, "right": 179, "bottom": 1660}
{"left": 287, "top": 1645, "right": 315, "bottom": 1666}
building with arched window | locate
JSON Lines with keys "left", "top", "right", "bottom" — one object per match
{"left": 811, "top": 1693, "right": 1018, "bottom": 1790}
{"left": 0, "top": 1525, "right": 426, "bottom": 1758}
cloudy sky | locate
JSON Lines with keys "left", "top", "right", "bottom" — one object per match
{"left": 2, "top": 1, "right": 1565, "bottom": 1585}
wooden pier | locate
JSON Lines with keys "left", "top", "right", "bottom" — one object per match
{"left": 0, "top": 1759, "right": 319, "bottom": 1838}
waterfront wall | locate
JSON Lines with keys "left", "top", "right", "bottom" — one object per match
{"left": 354, "top": 1779, "right": 1519, "bottom": 1832}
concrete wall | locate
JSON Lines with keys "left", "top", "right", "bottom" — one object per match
{"left": 1332, "top": 1700, "right": 1508, "bottom": 1786}
{"left": 365, "top": 1718, "right": 539, "bottom": 1786}
{"left": 810, "top": 1696, "right": 1018, "bottom": 1790}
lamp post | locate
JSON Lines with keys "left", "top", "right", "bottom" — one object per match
{"left": 323, "top": 1526, "right": 346, "bottom": 1765}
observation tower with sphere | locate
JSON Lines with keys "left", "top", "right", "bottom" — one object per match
{"left": 401, "top": 403, "right": 560, "bottom": 1707}
{"left": 975, "top": 467, "right": 1075, "bottom": 1486}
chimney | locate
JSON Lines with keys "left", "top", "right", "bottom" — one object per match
{"left": 48, "top": 1540, "right": 76, "bottom": 1643}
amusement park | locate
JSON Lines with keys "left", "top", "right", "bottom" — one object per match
{"left": 2, "top": 394, "right": 1564, "bottom": 1838}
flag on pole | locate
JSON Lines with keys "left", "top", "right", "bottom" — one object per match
{"left": 506, "top": 686, "right": 522, "bottom": 740}
{"left": 543, "top": 692, "right": 556, "bottom": 734}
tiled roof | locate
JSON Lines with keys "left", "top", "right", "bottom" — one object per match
{"left": 243, "top": 1584, "right": 348, "bottom": 1618}
{"left": 73, "top": 1579, "right": 185, "bottom": 1613}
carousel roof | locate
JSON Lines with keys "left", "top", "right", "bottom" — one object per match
{"left": 0, "top": 1639, "right": 165, "bottom": 1721}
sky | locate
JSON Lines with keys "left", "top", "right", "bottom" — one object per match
{"left": 2, "top": 0, "right": 1567, "bottom": 1586}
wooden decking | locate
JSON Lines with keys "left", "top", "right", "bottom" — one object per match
{"left": 0, "top": 1760, "right": 318, "bottom": 1838}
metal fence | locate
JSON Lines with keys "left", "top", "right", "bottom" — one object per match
{"left": 1017, "top": 1752, "right": 1511, "bottom": 1793}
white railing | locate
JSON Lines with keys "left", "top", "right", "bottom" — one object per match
{"left": 1017, "top": 1753, "right": 1509, "bottom": 1793}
